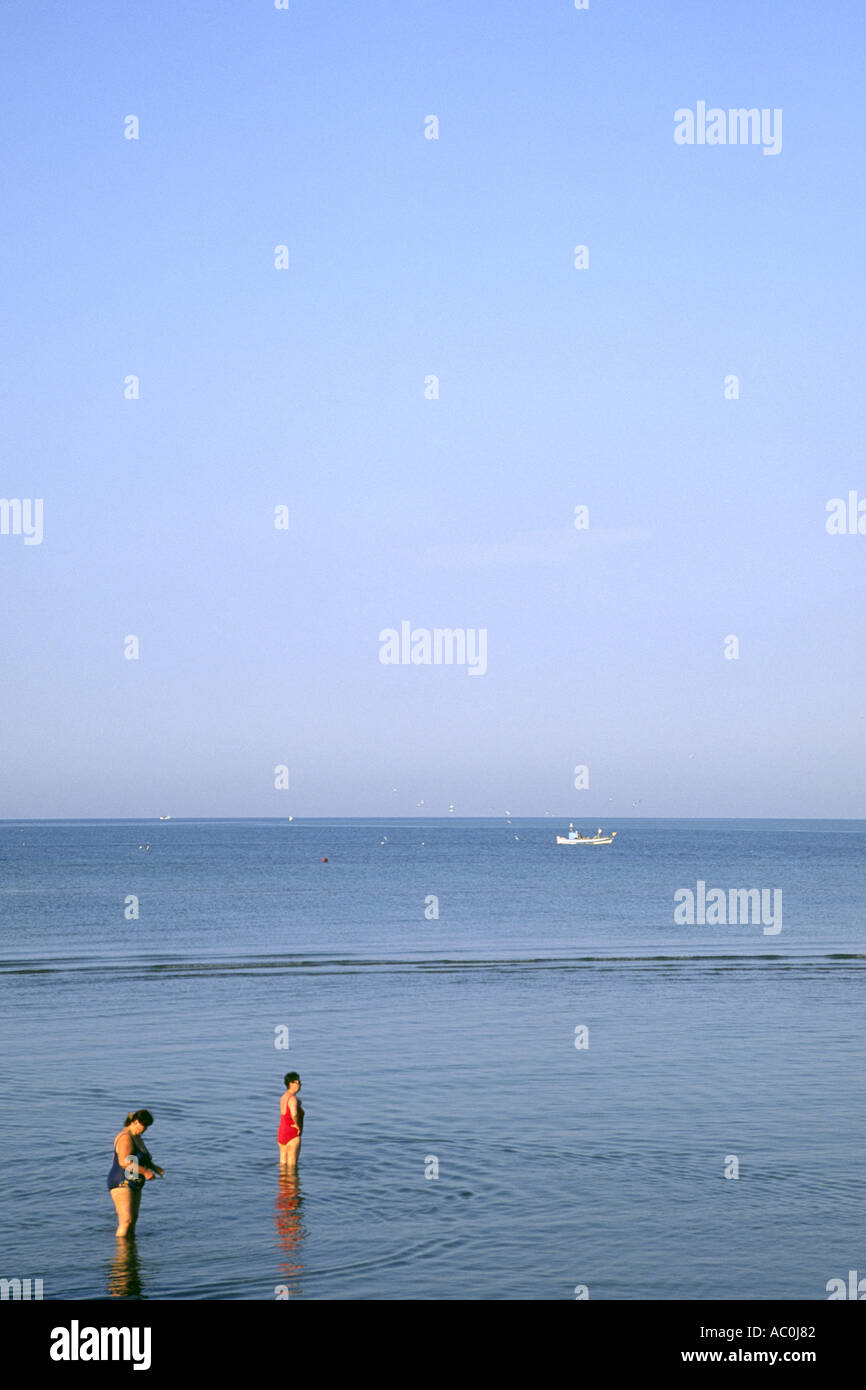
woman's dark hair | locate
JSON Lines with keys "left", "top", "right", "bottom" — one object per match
{"left": 125, "top": 1109, "right": 154, "bottom": 1128}
{"left": 283, "top": 1073, "right": 300, "bottom": 1087}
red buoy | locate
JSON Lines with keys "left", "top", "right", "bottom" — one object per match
{"left": 321, "top": 856, "right": 328, "bottom": 862}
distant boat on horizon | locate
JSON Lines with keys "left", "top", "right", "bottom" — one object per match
{"left": 158, "top": 815, "right": 171, "bottom": 821}
{"left": 556, "top": 823, "right": 617, "bottom": 845}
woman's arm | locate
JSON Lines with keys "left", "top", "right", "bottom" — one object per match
{"left": 115, "top": 1133, "right": 156, "bottom": 1180}
{"left": 138, "top": 1142, "right": 164, "bottom": 1177}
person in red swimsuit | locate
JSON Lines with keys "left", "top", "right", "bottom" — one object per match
{"left": 278, "top": 1072, "right": 304, "bottom": 1167}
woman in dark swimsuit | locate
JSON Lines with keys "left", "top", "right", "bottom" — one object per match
{"left": 107, "top": 1109, "right": 163, "bottom": 1238}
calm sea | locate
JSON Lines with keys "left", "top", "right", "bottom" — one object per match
{"left": 1, "top": 818, "right": 863, "bottom": 1301}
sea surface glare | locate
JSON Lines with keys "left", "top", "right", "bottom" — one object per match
{"left": 0, "top": 818, "right": 863, "bottom": 1300}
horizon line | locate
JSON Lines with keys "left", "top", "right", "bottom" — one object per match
{"left": 3, "top": 815, "right": 866, "bottom": 824}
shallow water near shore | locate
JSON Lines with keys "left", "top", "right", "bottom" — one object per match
{"left": 1, "top": 817, "right": 863, "bottom": 1300}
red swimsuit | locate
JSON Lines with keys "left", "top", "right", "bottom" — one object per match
{"left": 278, "top": 1097, "right": 300, "bottom": 1144}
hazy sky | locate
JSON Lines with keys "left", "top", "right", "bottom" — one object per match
{"left": 1, "top": 1, "right": 864, "bottom": 818}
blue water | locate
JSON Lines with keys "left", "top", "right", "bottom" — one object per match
{"left": 1, "top": 818, "right": 863, "bottom": 1300}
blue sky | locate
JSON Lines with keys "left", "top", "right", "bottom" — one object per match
{"left": 1, "top": 1, "right": 864, "bottom": 817}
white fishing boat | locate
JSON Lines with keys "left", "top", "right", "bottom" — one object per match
{"left": 556, "top": 824, "right": 617, "bottom": 845}
{"left": 158, "top": 815, "right": 171, "bottom": 821}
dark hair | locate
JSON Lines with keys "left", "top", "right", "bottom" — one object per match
{"left": 283, "top": 1073, "right": 300, "bottom": 1087}
{"left": 125, "top": 1109, "right": 154, "bottom": 1128}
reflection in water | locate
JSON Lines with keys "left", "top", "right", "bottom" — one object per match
{"left": 275, "top": 1169, "right": 305, "bottom": 1297}
{"left": 108, "top": 1238, "right": 144, "bottom": 1299}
